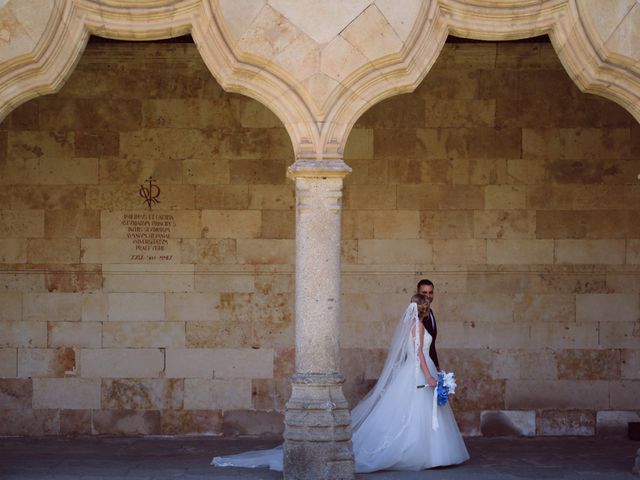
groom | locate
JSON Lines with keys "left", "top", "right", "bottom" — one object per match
{"left": 417, "top": 278, "right": 439, "bottom": 371}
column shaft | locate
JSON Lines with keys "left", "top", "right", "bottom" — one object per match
{"left": 283, "top": 161, "right": 354, "bottom": 480}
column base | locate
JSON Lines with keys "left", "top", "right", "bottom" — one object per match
{"left": 283, "top": 373, "right": 355, "bottom": 480}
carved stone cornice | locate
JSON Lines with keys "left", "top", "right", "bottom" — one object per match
{"left": 0, "top": 0, "right": 638, "bottom": 158}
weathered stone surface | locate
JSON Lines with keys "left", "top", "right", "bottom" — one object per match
{"left": 599, "top": 322, "right": 640, "bottom": 348}
{"left": 556, "top": 349, "right": 621, "bottom": 380}
{"left": 45, "top": 210, "right": 100, "bottom": 239}
{"left": 0, "top": 348, "right": 17, "bottom": 378}
{"left": 0, "top": 239, "right": 26, "bottom": 263}
{"left": 27, "top": 239, "right": 80, "bottom": 264}
{"left": 0, "top": 292, "right": 22, "bottom": 321}
{"left": 529, "top": 322, "right": 599, "bottom": 349}
{"left": 92, "top": 410, "right": 161, "bottom": 435}
{"left": 222, "top": 410, "right": 284, "bottom": 437}
{"left": 0, "top": 409, "right": 59, "bottom": 435}
{"left": 0, "top": 210, "right": 44, "bottom": 238}
{"left": 48, "top": 322, "right": 102, "bottom": 348}
{"left": 180, "top": 239, "right": 237, "bottom": 264}
{"left": 596, "top": 410, "right": 640, "bottom": 437}
{"left": 45, "top": 264, "right": 103, "bottom": 293}
{"left": 609, "top": 381, "right": 640, "bottom": 410}
{"left": 622, "top": 350, "right": 640, "bottom": 379}
{"left": 513, "top": 294, "right": 575, "bottom": 323}
{"left": 481, "top": 410, "right": 535, "bottom": 437}
{"left": 75, "top": 131, "right": 119, "bottom": 157}
{"left": 0, "top": 378, "right": 32, "bottom": 409}
{"left": 490, "top": 349, "right": 557, "bottom": 380}
{"left": 195, "top": 185, "right": 249, "bottom": 210}
{"left": 23, "top": 293, "right": 82, "bottom": 322}
{"left": 506, "top": 380, "right": 609, "bottom": 409}
{"left": 576, "top": 293, "right": 639, "bottom": 323}
{"left": 164, "top": 348, "right": 273, "bottom": 379}
{"left": 102, "top": 321, "right": 186, "bottom": 348}
{"left": 202, "top": 210, "right": 261, "bottom": 239}
{"left": 185, "top": 321, "right": 250, "bottom": 348}
{"left": 537, "top": 410, "right": 596, "bottom": 436}
{"left": 102, "top": 379, "right": 184, "bottom": 410}
{"left": 18, "top": 347, "right": 76, "bottom": 377}
{"left": 555, "top": 240, "right": 626, "bottom": 264}
{"left": 184, "top": 378, "right": 252, "bottom": 409}
{"left": 0, "top": 321, "right": 47, "bottom": 348}
{"left": 81, "top": 349, "right": 164, "bottom": 378}
{"left": 236, "top": 239, "right": 294, "bottom": 265}
{"left": 32, "top": 378, "right": 100, "bottom": 409}
{"left": 60, "top": 409, "right": 92, "bottom": 435}
{"left": 248, "top": 185, "right": 294, "bottom": 210}
{"left": 11, "top": 186, "right": 86, "bottom": 210}
{"left": 160, "top": 409, "right": 223, "bottom": 435}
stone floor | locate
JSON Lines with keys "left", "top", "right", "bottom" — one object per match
{"left": 0, "top": 436, "right": 638, "bottom": 479}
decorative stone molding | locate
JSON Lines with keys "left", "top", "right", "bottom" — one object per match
{"left": 0, "top": 0, "right": 638, "bottom": 162}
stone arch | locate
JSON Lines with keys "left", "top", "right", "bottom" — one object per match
{"left": 0, "top": 1, "right": 638, "bottom": 163}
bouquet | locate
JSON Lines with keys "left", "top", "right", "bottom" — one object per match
{"left": 435, "top": 371, "right": 457, "bottom": 406}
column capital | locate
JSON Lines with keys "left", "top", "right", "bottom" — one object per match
{"left": 287, "top": 160, "right": 352, "bottom": 180}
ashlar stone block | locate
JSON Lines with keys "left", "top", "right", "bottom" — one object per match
{"left": 102, "top": 378, "right": 184, "bottom": 410}
{"left": 486, "top": 239, "right": 554, "bottom": 264}
{"left": 81, "top": 348, "right": 164, "bottom": 378}
{"left": 0, "top": 349, "right": 17, "bottom": 378}
{"left": 92, "top": 410, "right": 161, "bottom": 435}
{"left": 622, "top": 349, "right": 640, "bottom": 379}
{"left": 27, "top": 239, "right": 80, "bottom": 264}
{"left": 48, "top": 322, "right": 102, "bottom": 348}
{"left": 506, "top": 380, "right": 609, "bottom": 409}
{"left": 184, "top": 378, "right": 252, "bottom": 409}
{"left": 165, "top": 348, "right": 273, "bottom": 379}
{"left": 556, "top": 349, "right": 621, "bottom": 380}
{"left": 513, "top": 293, "right": 575, "bottom": 323}
{"left": 610, "top": 381, "right": 640, "bottom": 410}
{"left": 102, "top": 321, "right": 186, "bottom": 348}
{"left": 166, "top": 292, "right": 221, "bottom": 322}
{"left": 32, "top": 378, "right": 100, "bottom": 409}
{"left": 555, "top": 240, "right": 626, "bottom": 264}
{"left": 372, "top": 210, "right": 419, "bottom": 239}
{"left": 599, "top": 322, "right": 640, "bottom": 348}
{"left": 596, "top": 410, "right": 640, "bottom": 437}
{"left": 576, "top": 293, "right": 639, "bottom": 323}
{"left": 107, "top": 293, "right": 165, "bottom": 321}
{"left": 236, "top": 239, "right": 294, "bottom": 265}
{"left": 17, "top": 347, "right": 76, "bottom": 377}
{"left": 489, "top": 349, "right": 557, "bottom": 380}
{"left": 202, "top": 210, "right": 261, "bottom": 239}
{"left": 0, "top": 239, "right": 26, "bottom": 263}
{"left": 0, "top": 322, "right": 47, "bottom": 348}
{"left": 538, "top": 410, "right": 595, "bottom": 436}
{"left": 357, "top": 239, "right": 432, "bottom": 264}
{"left": 0, "top": 292, "right": 21, "bottom": 321}
{"left": 0, "top": 210, "right": 44, "bottom": 238}
{"left": 23, "top": 293, "right": 82, "bottom": 322}
{"left": 45, "top": 210, "right": 100, "bottom": 239}
{"left": 480, "top": 410, "right": 535, "bottom": 436}
{"left": 103, "top": 264, "right": 194, "bottom": 293}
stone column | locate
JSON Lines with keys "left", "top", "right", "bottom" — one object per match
{"left": 283, "top": 159, "right": 354, "bottom": 480}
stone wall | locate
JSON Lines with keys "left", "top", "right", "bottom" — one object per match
{"left": 341, "top": 41, "right": 640, "bottom": 437}
{"left": 0, "top": 40, "right": 638, "bottom": 437}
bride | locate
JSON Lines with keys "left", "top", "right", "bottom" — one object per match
{"left": 212, "top": 294, "right": 470, "bottom": 472}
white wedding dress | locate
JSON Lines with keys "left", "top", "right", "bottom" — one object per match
{"left": 212, "top": 302, "right": 470, "bottom": 473}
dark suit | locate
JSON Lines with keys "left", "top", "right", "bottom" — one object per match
{"left": 422, "top": 310, "right": 439, "bottom": 370}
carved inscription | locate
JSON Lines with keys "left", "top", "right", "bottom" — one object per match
{"left": 121, "top": 213, "right": 175, "bottom": 262}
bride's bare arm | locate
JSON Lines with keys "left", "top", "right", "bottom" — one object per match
{"left": 417, "top": 321, "right": 437, "bottom": 387}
